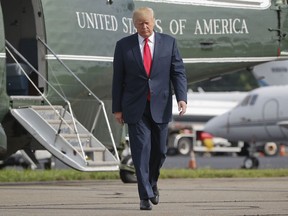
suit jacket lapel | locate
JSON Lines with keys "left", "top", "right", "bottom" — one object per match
{"left": 131, "top": 32, "right": 162, "bottom": 77}
{"left": 150, "top": 32, "right": 161, "bottom": 76}
{"left": 131, "top": 34, "right": 147, "bottom": 75}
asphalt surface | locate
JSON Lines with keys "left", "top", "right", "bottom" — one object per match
{"left": 163, "top": 154, "right": 288, "bottom": 169}
{"left": 0, "top": 178, "right": 288, "bottom": 216}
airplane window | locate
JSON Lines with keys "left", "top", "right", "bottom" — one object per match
{"left": 250, "top": 94, "right": 258, "bottom": 105}
{"left": 240, "top": 95, "right": 251, "bottom": 106}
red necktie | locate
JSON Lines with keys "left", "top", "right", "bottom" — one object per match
{"left": 143, "top": 38, "right": 152, "bottom": 77}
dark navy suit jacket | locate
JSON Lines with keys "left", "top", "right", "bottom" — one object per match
{"left": 112, "top": 32, "right": 187, "bottom": 124}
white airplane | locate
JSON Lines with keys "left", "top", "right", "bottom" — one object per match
{"left": 204, "top": 84, "right": 288, "bottom": 168}
{"left": 169, "top": 89, "right": 247, "bottom": 155}
{"left": 252, "top": 60, "right": 288, "bottom": 86}
{"left": 172, "top": 89, "right": 247, "bottom": 122}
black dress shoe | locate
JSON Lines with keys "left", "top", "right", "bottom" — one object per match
{"left": 140, "top": 199, "right": 152, "bottom": 210}
{"left": 150, "top": 186, "right": 159, "bottom": 205}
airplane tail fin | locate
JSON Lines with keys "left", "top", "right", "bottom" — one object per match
{"left": 252, "top": 60, "right": 288, "bottom": 86}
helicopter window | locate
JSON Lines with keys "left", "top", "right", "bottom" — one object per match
{"left": 250, "top": 94, "right": 258, "bottom": 105}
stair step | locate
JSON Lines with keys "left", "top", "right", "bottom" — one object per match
{"left": 86, "top": 160, "right": 119, "bottom": 167}
{"left": 47, "top": 119, "right": 74, "bottom": 124}
{"left": 75, "top": 147, "right": 105, "bottom": 152}
{"left": 47, "top": 120, "right": 76, "bottom": 134}
{"left": 60, "top": 134, "right": 92, "bottom": 147}
{"left": 62, "top": 134, "right": 91, "bottom": 139}
{"left": 31, "top": 105, "right": 64, "bottom": 110}
{"left": 32, "top": 106, "right": 65, "bottom": 120}
{"left": 75, "top": 147, "right": 105, "bottom": 161}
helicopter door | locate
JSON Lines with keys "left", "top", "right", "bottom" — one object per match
{"left": 1, "top": 0, "right": 46, "bottom": 96}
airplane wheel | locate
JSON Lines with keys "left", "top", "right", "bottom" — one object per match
{"left": 177, "top": 137, "right": 192, "bottom": 155}
{"left": 119, "top": 155, "right": 137, "bottom": 183}
{"left": 242, "top": 156, "right": 259, "bottom": 169}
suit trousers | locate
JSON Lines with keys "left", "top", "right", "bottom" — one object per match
{"left": 128, "top": 101, "right": 168, "bottom": 200}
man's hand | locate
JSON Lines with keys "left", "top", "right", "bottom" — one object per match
{"left": 114, "top": 112, "right": 124, "bottom": 125}
{"left": 178, "top": 101, "right": 187, "bottom": 116}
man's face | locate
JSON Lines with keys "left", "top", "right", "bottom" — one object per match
{"left": 134, "top": 13, "right": 155, "bottom": 38}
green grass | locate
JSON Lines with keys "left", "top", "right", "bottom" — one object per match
{"left": 161, "top": 169, "right": 288, "bottom": 178}
{"left": 0, "top": 169, "right": 119, "bottom": 182}
{"left": 1, "top": 169, "right": 288, "bottom": 182}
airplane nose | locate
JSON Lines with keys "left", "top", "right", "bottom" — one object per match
{"left": 204, "top": 112, "right": 229, "bottom": 137}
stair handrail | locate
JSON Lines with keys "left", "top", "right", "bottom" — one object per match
{"left": 5, "top": 40, "right": 87, "bottom": 160}
{"left": 37, "top": 37, "right": 119, "bottom": 161}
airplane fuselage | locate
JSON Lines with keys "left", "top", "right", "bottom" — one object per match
{"left": 204, "top": 85, "right": 288, "bottom": 142}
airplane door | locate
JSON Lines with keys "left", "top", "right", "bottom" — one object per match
{"left": 263, "top": 99, "right": 285, "bottom": 139}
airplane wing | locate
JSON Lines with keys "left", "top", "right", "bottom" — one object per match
{"left": 277, "top": 121, "right": 288, "bottom": 129}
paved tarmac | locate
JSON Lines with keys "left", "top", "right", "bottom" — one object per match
{"left": 0, "top": 178, "right": 288, "bottom": 216}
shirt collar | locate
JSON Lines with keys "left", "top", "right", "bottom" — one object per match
{"left": 138, "top": 32, "right": 155, "bottom": 44}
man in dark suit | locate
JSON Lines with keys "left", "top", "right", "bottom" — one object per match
{"left": 112, "top": 7, "right": 187, "bottom": 210}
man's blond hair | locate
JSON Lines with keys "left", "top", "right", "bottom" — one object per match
{"left": 132, "top": 7, "right": 154, "bottom": 23}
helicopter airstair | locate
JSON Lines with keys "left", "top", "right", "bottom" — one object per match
{"left": 6, "top": 39, "right": 120, "bottom": 172}
{"left": 11, "top": 105, "right": 119, "bottom": 171}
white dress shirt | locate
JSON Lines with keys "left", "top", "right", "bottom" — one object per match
{"left": 138, "top": 32, "right": 155, "bottom": 60}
